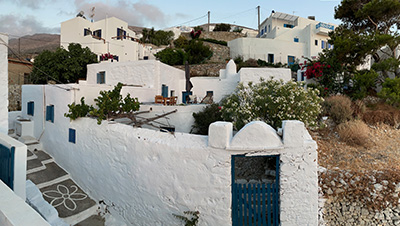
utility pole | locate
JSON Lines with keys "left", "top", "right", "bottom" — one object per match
{"left": 208, "top": 11, "right": 210, "bottom": 32}
{"left": 257, "top": 6, "right": 260, "bottom": 37}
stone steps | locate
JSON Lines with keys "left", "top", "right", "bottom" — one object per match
{"left": 25, "top": 143, "right": 105, "bottom": 226}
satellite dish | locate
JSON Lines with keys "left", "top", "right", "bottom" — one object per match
{"left": 76, "top": 11, "right": 86, "bottom": 18}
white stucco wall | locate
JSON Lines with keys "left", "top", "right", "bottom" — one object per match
{"left": 229, "top": 38, "right": 305, "bottom": 63}
{"left": 61, "top": 16, "right": 141, "bottom": 62}
{"left": 239, "top": 67, "right": 292, "bottom": 84}
{"left": 19, "top": 83, "right": 318, "bottom": 225}
{"left": 86, "top": 60, "right": 186, "bottom": 103}
{"left": 0, "top": 33, "right": 8, "bottom": 134}
{"left": 0, "top": 180, "right": 50, "bottom": 226}
{"left": 0, "top": 132, "right": 27, "bottom": 200}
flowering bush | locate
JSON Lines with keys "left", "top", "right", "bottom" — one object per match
{"left": 221, "top": 79, "right": 323, "bottom": 130}
{"left": 190, "top": 30, "right": 201, "bottom": 39}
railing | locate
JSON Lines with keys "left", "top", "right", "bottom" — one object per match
{"left": 316, "top": 22, "right": 334, "bottom": 31}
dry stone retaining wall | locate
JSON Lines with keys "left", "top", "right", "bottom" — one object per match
{"left": 319, "top": 169, "right": 400, "bottom": 225}
{"left": 8, "top": 84, "right": 21, "bottom": 111}
{"left": 174, "top": 63, "right": 226, "bottom": 77}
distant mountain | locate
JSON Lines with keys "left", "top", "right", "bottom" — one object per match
{"left": 8, "top": 34, "right": 60, "bottom": 58}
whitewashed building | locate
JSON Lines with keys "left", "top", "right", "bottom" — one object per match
{"left": 0, "top": 33, "right": 8, "bottom": 134}
{"left": 229, "top": 11, "right": 336, "bottom": 65}
{"left": 61, "top": 16, "right": 157, "bottom": 62}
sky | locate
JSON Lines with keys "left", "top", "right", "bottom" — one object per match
{"left": 0, "top": 0, "right": 342, "bottom": 39}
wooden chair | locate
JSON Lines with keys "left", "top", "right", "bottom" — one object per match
{"left": 167, "top": 96, "right": 177, "bottom": 105}
{"left": 155, "top": 95, "right": 165, "bottom": 105}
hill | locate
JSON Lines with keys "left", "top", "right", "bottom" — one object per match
{"left": 8, "top": 34, "right": 60, "bottom": 58}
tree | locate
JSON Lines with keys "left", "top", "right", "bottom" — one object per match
{"left": 213, "top": 23, "right": 231, "bottom": 32}
{"left": 333, "top": 0, "right": 400, "bottom": 77}
{"left": 155, "top": 40, "right": 212, "bottom": 65}
{"left": 140, "top": 28, "right": 174, "bottom": 46}
{"left": 31, "top": 43, "right": 98, "bottom": 84}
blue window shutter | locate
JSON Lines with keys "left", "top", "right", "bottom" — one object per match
{"left": 322, "top": 40, "right": 325, "bottom": 49}
{"left": 294, "top": 38, "right": 299, "bottom": 42}
{"left": 27, "top": 101, "right": 34, "bottom": 116}
{"left": 97, "top": 73, "right": 101, "bottom": 84}
{"left": 69, "top": 128, "right": 76, "bottom": 143}
{"left": 46, "top": 105, "right": 54, "bottom": 123}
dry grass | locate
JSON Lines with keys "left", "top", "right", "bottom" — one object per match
{"left": 314, "top": 123, "right": 400, "bottom": 171}
{"left": 362, "top": 103, "right": 400, "bottom": 128}
{"left": 336, "top": 120, "right": 371, "bottom": 147}
{"left": 352, "top": 99, "right": 366, "bottom": 119}
{"left": 323, "top": 95, "right": 353, "bottom": 124}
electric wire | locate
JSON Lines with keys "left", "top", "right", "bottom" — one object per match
{"left": 0, "top": 36, "right": 76, "bottom": 91}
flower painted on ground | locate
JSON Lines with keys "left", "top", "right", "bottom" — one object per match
{"left": 43, "top": 184, "right": 87, "bottom": 211}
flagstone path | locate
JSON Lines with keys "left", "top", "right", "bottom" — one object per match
{"left": 26, "top": 146, "right": 105, "bottom": 226}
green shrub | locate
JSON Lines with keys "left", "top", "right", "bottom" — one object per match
{"left": 221, "top": 79, "right": 323, "bottom": 130}
{"left": 351, "top": 70, "right": 378, "bottom": 99}
{"left": 154, "top": 48, "right": 188, "bottom": 65}
{"left": 65, "top": 83, "right": 140, "bottom": 124}
{"left": 213, "top": 23, "right": 231, "bottom": 31}
{"left": 174, "top": 36, "right": 189, "bottom": 48}
{"left": 184, "top": 40, "right": 212, "bottom": 64}
{"left": 198, "top": 38, "right": 227, "bottom": 46}
{"left": 191, "top": 103, "right": 223, "bottom": 135}
{"left": 378, "top": 77, "right": 400, "bottom": 107}
{"left": 322, "top": 95, "right": 353, "bottom": 124}
{"left": 64, "top": 97, "right": 93, "bottom": 120}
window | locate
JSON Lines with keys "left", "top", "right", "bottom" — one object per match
{"left": 161, "top": 84, "right": 169, "bottom": 98}
{"left": 97, "top": 71, "right": 105, "bottom": 84}
{"left": 261, "top": 29, "right": 264, "bottom": 35}
{"left": 288, "top": 56, "right": 295, "bottom": 65}
{"left": 315, "top": 40, "right": 318, "bottom": 46}
{"left": 268, "top": 25, "right": 271, "bottom": 33}
{"left": 46, "top": 105, "right": 54, "bottom": 123}
{"left": 93, "top": 29, "right": 102, "bottom": 39}
{"left": 69, "top": 128, "right": 76, "bottom": 143}
{"left": 283, "top": 24, "right": 294, "bottom": 28}
{"left": 27, "top": 101, "right": 34, "bottom": 116}
{"left": 294, "top": 37, "right": 299, "bottom": 43}
{"left": 84, "top": 28, "right": 91, "bottom": 36}
{"left": 321, "top": 40, "right": 325, "bottom": 49}
{"left": 328, "top": 43, "right": 332, "bottom": 49}
{"left": 301, "top": 72, "right": 305, "bottom": 81}
{"left": 117, "top": 28, "right": 126, "bottom": 40}
{"left": 268, "top": 54, "right": 274, "bottom": 63}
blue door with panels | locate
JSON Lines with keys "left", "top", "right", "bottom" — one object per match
{"left": 232, "top": 155, "right": 280, "bottom": 226}
{"left": 0, "top": 144, "right": 15, "bottom": 190}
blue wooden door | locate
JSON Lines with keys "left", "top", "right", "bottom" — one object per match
{"left": 0, "top": 144, "right": 15, "bottom": 190}
{"left": 232, "top": 155, "right": 280, "bottom": 226}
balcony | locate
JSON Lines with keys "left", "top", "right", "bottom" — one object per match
{"left": 316, "top": 22, "right": 334, "bottom": 36}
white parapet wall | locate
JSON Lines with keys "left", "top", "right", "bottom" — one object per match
{"left": 0, "top": 132, "right": 27, "bottom": 200}
{"left": 0, "top": 180, "right": 50, "bottom": 226}
{"left": 0, "top": 32, "right": 8, "bottom": 134}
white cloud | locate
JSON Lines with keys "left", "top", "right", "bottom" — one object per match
{"left": 0, "top": 14, "right": 59, "bottom": 36}
{"left": 75, "top": 0, "right": 169, "bottom": 28}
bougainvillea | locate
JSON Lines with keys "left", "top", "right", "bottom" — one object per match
{"left": 190, "top": 30, "right": 201, "bottom": 39}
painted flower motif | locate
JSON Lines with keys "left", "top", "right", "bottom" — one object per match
{"left": 43, "top": 184, "right": 87, "bottom": 211}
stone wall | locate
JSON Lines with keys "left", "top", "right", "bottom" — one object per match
{"left": 200, "top": 31, "right": 245, "bottom": 42}
{"left": 174, "top": 63, "right": 226, "bottom": 77}
{"left": 8, "top": 84, "right": 21, "bottom": 111}
{"left": 320, "top": 169, "right": 400, "bottom": 225}
{"left": 203, "top": 42, "right": 230, "bottom": 63}
{"left": 182, "top": 31, "right": 245, "bottom": 42}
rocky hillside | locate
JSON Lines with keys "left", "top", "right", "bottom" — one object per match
{"left": 8, "top": 34, "right": 60, "bottom": 58}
